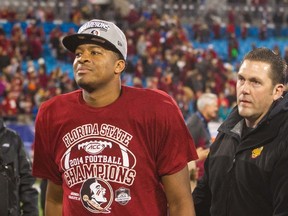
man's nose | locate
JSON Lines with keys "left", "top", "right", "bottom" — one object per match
{"left": 240, "top": 81, "right": 250, "bottom": 94}
{"left": 78, "top": 52, "right": 90, "bottom": 63}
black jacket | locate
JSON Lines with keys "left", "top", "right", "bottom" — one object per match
{"left": 193, "top": 94, "right": 288, "bottom": 216}
{"left": 0, "top": 119, "right": 38, "bottom": 216}
{"left": 186, "top": 111, "right": 211, "bottom": 148}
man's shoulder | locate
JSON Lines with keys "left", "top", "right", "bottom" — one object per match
{"left": 0, "top": 128, "right": 19, "bottom": 146}
{"left": 122, "top": 86, "right": 180, "bottom": 115}
{"left": 124, "top": 85, "right": 170, "bottom": 97}
{"left": 186, "top": 113, "right": 201, "bottom": 126}
{"left": 41, "top": 90, "right": 81, "bottom": 108}
{"left": 123, "top": 85, "right": 174, "bottom": 104}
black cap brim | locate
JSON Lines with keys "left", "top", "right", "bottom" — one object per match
{"left": 62, "top": 33, "right": 120, "bottom": 55}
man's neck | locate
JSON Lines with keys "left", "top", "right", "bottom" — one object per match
{"left": 82, "top": 86, "right": 122, "bottom": 108}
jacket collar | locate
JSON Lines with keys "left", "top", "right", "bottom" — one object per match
{"left": 219, "top": 91, "right": 288, "bottom": 133}
{"left": 217, "top": 93, "right": 288, "bottom": 150}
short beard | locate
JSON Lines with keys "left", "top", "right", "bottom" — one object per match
{"left": 77, "top": 82, "right": 97, "bottom": 93}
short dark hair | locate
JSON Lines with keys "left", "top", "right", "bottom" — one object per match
{"left": 112, "top": 49, "right": 125, "bottom": 61}
{"left": 104, "top": 42, "right": 125, "bottom": 60}
{"left": 241, "top": 47, "right": 287, "bottom": 85}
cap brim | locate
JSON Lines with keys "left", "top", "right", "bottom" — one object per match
{"left": 62, "top": 34, "right": 118, "bottom": 54}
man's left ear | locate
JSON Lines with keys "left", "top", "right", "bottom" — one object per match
{"left": 273, "top": 84, "right": 284, "bottom": 100}
{"left": 114, "top": 60, "right": 126, "bottom": 75}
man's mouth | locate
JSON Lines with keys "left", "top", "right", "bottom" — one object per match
{"left": 239, "top": 99, "right": 251, "bottom": 106}
{"left": 76, "top": 67, "right": 91, "bottom": 74}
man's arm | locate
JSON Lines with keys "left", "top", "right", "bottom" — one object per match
{"left": 17, "top": 135, "right": 39, "bottom": 216}
{"left": 162, "top": 165, "right": 196, "bottom": 216}
{"left": 45, "top": 180, "right": 63, "bottom": 216}
{"left": 272, "top": 142, "right": 288, "bottom": 215}
{"left": 192, "top": 155, "right": 212, "bottom": 216}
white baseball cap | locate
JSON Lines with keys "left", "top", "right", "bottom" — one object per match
{"left": 62, "top": 19, "right": 127, "bottom": 60}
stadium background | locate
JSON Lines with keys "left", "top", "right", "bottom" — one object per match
{"left": 1, "top": 2, "right": 288, "bottom": 211}
{"left": 2, "top": 0, "right": 288, "bottom": 150}
{"left": 2, "top": 0, "right": 288, "bottom": 151}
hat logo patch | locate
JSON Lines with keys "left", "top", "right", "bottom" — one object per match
{"left": 91, "top": 29, "right": 100, "bottom": 36}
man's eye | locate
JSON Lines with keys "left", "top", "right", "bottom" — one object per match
{"left": 252, "top": 80, "right": 261, "bottom": 85}
{"left": 75, "top": 53, "right": 82, "bottom": 57}
{"left": 238, "top": 77, "right": 245, "bottom": 82}
{"left": 91, "top": 51, "right": 100, "bottom": 55}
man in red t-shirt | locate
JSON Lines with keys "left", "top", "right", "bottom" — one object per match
{"left": 32, "top": 19, "right": 198, "bottom": 216}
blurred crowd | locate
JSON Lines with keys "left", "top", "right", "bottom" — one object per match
{"left": 1, "top": 0, "right": 288, "bottom": 124}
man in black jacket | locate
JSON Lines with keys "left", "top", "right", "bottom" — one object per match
{"left": 0, "top": 117, "right": 38, "bottom": 216}
{"left": 193, "top": 47, "right": 288, "bottom": 215}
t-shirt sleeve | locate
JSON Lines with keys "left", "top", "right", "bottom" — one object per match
{"left": 32, "top": 103, "right": 62, "bottom": 185}
{"left": 155, "top": 95, "right": 198, "bottom": 176}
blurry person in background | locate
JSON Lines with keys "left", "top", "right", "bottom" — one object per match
{"left": 186, "top": 93, "right": 218, "bottom": 187}
{"left": 0, "top": 117, "right": 38, "bottom": 216}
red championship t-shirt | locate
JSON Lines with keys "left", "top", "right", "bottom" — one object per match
{"left": 33, "top": 85, "right": 197, "bottom": 215}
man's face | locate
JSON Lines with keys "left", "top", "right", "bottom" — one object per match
{"left": 205, "top": 101, "right": 219, "bottom": 121}
{"left": 236, "top": 60, "right": 282, "bottom": 127}
{"left": 73, "top": 44, "right": 120, "bottom": 93}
